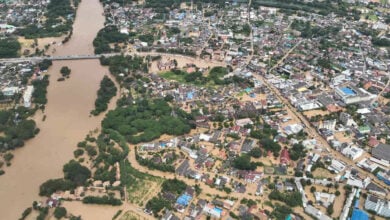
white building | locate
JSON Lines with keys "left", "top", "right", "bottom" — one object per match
{"left": 327, "top": 159, "right": 346, "bottom": 173}
{"left": 314, "top": 192, "right": 336, "bottom": 208}
{"left": 334, "top": 86, "right": 376, "bottom": 104}
{"left": 365, "top": 195, "right": 390, "bottom": 218}
{"left": 341, "top": 145, "right": 364, "bottom": 160}
{"left": 23, "top": 86, "right": 34, "bottom": 108}
{"left": 1, "top": 86, "right": 19, "bottom": 96}
{"left": 319, "top": 120, "right": 337, "bottom": 131}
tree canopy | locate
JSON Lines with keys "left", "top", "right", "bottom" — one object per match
{"left": 0, "top": 38, "right": 21, "bottom": 58}
{"left": 63, "top": 160, "right": 91, "bottom": 186}
{"left": 102, "top": 98, "right": 192, "bottom": 144}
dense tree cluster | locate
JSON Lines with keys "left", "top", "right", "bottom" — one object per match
{"left": 82, "top": 196, "right": 122, "bottom": 206}
{"left": 32, "top": 75, "right": 50, "bottom": 105}
{"left": 372, "top": 37, "right": 390, "bottom": 47}
{"left": 63, "top": 160, "right": 91, "bottom": 186}
{"left": 39, "top": 178, "right": 75, "bottom": 196}
{"left": 233, "top": 154, "right": 258, "bottom": 170}
{"left": 91, "top": 76, "right": 117, "bottom": 115}
{"left": 0, "top": 38, "right": 21, "bottom": 58}
{"left": 249, "top": 147, "right": 262, "bottom": 158}
{"left": 93, "top": 26, "right": 128, "bottom": 54}
{"left": 288, "top": 143, "right": 306, "bottom": 161}
{"left": 146, "top": 197, "right": 172, "bottom": 214}
{"left": 161, "top": 178, "right": 187, "bottom": 195}
{"left": 0, "top": 107, "right": 38, "bottom": 151}
{"left": 38, "top": 59, "right": 53, "bottom": 71}
{"left": 268, "top": 190, "right": 303, "bottom": 207}
{"left": 253, "top": 0, "right": 358, "bottom": 18}
{"left": 102, "top": 98, "right": 192, "bottom": 144}
{"left": 259, "top": 138, "right": 282, "bottom": 156}
{"left": 99, "top": 55, "right": 148, "bottom": 84}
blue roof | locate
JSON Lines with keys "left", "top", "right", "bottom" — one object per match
{"left": 354, "top": 200, "right": 359, "bottom": 208}
{"left": 187, "top": 92, "right": 194, "bottom": 100}
{"left": 176, "top": 194, "right": 192, "bottom": 206}
{"left": 351, "top": 209, "right": 369, "bottom": 220}
{"left": 341, "top": 87, "right": 356, "bottom": 96}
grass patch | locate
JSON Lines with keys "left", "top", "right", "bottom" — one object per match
{"left": 119, "top": 211, "right": 148, "bottom": 220}
{"left": 159, "top": 71, "right": 186, "bottom": 83}
{"left": 312, "top": 168, "right": 333, "bottom": 179}
{"left": 120, "top": 160, "right": 163, "bottom": 205}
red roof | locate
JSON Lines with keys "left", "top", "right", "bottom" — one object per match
{"left": 280, "top": 149, "right": 290, "bottom": 164}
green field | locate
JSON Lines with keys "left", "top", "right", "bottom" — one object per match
{"left": 120, "top": 161, "right": 163, "bottom": 205}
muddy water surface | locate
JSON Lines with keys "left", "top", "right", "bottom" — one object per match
{"left": 0, "top": 0, "right": 109, "bottom": 218}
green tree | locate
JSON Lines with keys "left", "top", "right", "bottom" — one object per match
{"left": 249, "top": 147, "right": 262, "bottom": 158}
{"left": 60, "top": 66, "right": 71, "bottom": 77}
{"left": 63, "top": 160, "right": 91, "bottom": 185}
{"left": 54, "top": 207, "right": 67, "bottom": 219}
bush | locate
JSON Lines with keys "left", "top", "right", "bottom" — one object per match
{"left": 19, "top": 207, "right": 32, "bottom": 220}
{"left": 39, "top": 178, "right": 75, "bottom": 196}
{"left": 268, "top": 190, "right": 302, "bottom": 207}
{"left": 54, "top": 207, "right": 67, "bottom": 219}
{"left": 60, "top": 66, "right": 71, "bottom": 77}
{"left": 73, "top": 149, "right": 84, "bottom": 158}
{"left": 82, "top": 196, "right": 122, "bottom": 206}
{"left": 249, "top": 147, "right": 262, "bottom": 158}
{"left": 3, "top": 152, "right": 13, "bottom": 162}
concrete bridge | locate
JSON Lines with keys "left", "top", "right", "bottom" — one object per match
{"left": 0, "top": 53, "right": 120, "bottom": 63}
{"left": 0, "top": 52, "right": 225, "bottom": 67}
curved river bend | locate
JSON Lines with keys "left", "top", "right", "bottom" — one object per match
{"left": 0, "top": 0, "right": 110, "bottom": 218}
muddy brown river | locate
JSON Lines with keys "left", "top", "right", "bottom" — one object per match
{"left": 0, "top": 0, "right": 111, "bottom": 218}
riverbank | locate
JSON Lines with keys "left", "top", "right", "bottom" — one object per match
{"left": 0, "top": 0, "right": 108, "bottom": 218}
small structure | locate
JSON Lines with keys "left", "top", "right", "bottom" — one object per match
{"left": 280, "top": 148, "right": 290, "bottom": 165}
{"left": 23, "top": 86, "right": 34, "bottom": 108}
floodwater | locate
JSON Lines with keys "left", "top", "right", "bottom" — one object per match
{"left": 0, "top": 0, "right": 110, "bottom": 219}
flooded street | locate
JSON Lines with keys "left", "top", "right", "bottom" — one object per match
{"left": 0, "top": 0, "right": 110, "bottom": 219}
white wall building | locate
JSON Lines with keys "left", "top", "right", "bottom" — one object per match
{"left": 23, "top": 86, "right": 34, "bottom": 108}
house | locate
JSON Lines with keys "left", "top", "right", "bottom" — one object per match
{"left": 364, "top": 194, "right": 390, "bottom": 217}
{"left": 176, "top": 160, "right": 190, "bottom": 176}
{"left": 365, "top": 182, "right": 387, "bottom": 197}
{"left": 280, "top": 148, "right": 290, "bottom": 165}
{"left": 235, "top": 118, "right": 254, "bottom": 127}
{"left": 314, "top": 192, "right": 336, "bottom": 208}
{"left": 372, "top": 143, "right": 390, "bottom": 164}
{"left": 255, "top": 183, "right": 263, "bottom": 195}
{"left": 341, "top": 145, "right": 364, "bottom": 160}
{"left": 304, "top": 205, "right": 332, "bottom": 220}
{"left": 241, "top": 138, "right": 255, "bottom": 153}
{"left": 377, "top": 170, "right": 390, "bottom": 186}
